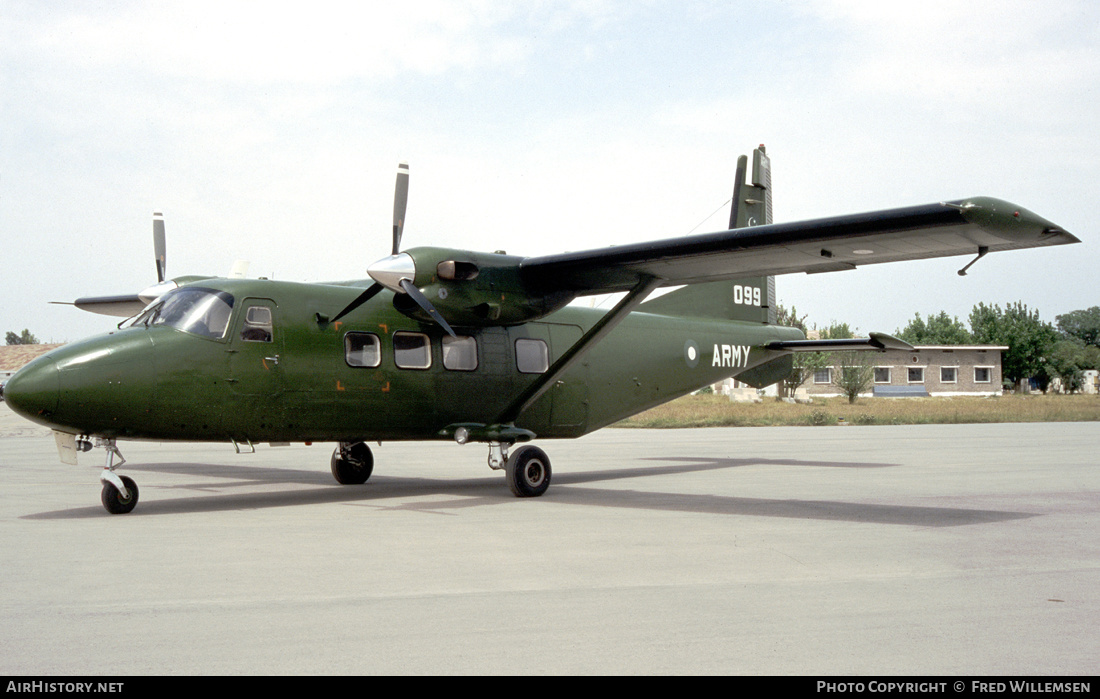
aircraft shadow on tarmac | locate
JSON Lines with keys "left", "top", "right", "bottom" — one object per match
{"left": 22, "top": 455, "right": 1035, "bottom": 527}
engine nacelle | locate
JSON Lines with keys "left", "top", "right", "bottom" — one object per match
{"left": 395, "top": 247, "right": 575, "bottom": 327}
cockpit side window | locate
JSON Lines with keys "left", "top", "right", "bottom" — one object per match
{"left": 149, "top": 288, "right": 235, "bottom": 339}
{"left": 240, "top": 306, "right": 273, "bottom": 343}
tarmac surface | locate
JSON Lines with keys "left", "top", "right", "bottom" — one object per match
{"left": 0, "top": 403, "right": 1097, "bottom": 675}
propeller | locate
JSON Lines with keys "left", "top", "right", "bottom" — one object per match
{"left": 399, "top": 278, "right": 456, "bottom": 337}
{"left": 330, "top": 281, "right": 384, "bottom": 323}
{"left": 153, "top": 212, "right": 167, "bottom": 283}
{"left": 137, "top": 212, "right": 178, "bottom": 305}
{"left": 331, "top": 163, "right": 456, "bottom": 336}
{"left": 66, "top": 212, "right": 176, "bottom": 316}
{"left": 392, "top": 162, "right": 408, "bottom": 254}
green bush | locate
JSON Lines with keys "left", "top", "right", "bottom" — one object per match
{"left": 809, "top": 409, "right": 831, "bottom": 426}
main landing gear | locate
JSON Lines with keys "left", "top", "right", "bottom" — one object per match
{"left": 89, "top": 436, "right": 550, "bottom": 514}
{"left": 487, "top": 442, "right": 552, "bottom": 497}
{"left": 331, "top": 441, "right": 374, "bottom": 485}
{"left": 328, "top": 440, "right": 552, "bottom": 497}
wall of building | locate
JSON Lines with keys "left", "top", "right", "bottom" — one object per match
{"left": 0, "top": 344, "right": 64, "bottom": 382}
{"left": 803, "top": 346, "right": 1007, "bottom": 398}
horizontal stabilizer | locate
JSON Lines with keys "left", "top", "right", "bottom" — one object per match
{"left": 765, "top": 332, "right": 914, "bottom": 353}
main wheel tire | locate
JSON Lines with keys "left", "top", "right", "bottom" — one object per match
{"left": 101, "top": 476, "right": 139, "bottom": 514}
{"left": 505, "top": 445, "right": 551, "bottom": 497}
{"left": 330, "top": 442, "right": 374, "bottom": 485}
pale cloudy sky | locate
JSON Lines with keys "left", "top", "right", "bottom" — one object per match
{"left": 3, "top": 1, "right": 1097, "bottom": 342}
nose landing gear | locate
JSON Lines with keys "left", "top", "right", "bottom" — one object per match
{"left": 96, "top": 438, "right": 139, "bottom": 514}
{"left": 101, "top": 474, "right": 139, "bottom": 514}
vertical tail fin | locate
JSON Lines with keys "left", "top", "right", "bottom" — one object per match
{"left": 729, "top": 145, "right": 772, "bottom": 231}
{"left": 640, "top": 145, "right": 777, "bottom": 323}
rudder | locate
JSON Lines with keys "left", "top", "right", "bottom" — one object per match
{"left": 639, "top": 145, "right": 776, "bottom": 323}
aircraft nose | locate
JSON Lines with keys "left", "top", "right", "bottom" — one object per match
{"left": 3, "top": 357, "right": 60, "bottom": 426}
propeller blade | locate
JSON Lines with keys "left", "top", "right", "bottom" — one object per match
{"left": 331, "top": 283, "right": 384, "bottom": 323}
{"left": 392, "top": 162, "right": 409, "bottom": 255}
{"left": 153, "top": 212, "right": 166, "bottom": 283}
{"left": 399, "top": 278, "right": 456, "bottom": 337}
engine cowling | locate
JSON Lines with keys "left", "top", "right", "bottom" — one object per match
{"left": 392, "top": 247, "right": 575, "bottom": 327}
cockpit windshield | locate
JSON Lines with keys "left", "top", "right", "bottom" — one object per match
{"left": 134, "top": 287, "right": 235, "bottom": 339}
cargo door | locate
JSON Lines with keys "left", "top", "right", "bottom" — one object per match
{"left": 547, "top": 323, "right": 587, "bottom": 430}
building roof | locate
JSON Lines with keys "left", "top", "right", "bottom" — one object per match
{"left": 0, "top": 344, "right": 64, "bottom": 372}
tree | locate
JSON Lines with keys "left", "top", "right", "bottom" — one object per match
{"left": 1056, "top": 306, "right": 1100, "bottom": 347}
{"left": 1043, "top": 338, "right": 1100, "bottom": 393}
{"left": 776, "top": 304, "right": 807, "bottom": 334}
{"left": 969, "top": 302, "right": 1058, "bottom": 388}
{"left": 776, "top": 304, "right": 822, "bottom": 398}
{"left": 1084, "top": 344, "right": 1100, "bottom": 371}
{"left": 817, "top": 321, "right": 855, "bottom": 340}
{"left": 896, "top": 311, "right": 972, "bottom": 345}
{"left": 830, "top": 350, "right": 877, "bottom": 404}
{"left": 782, "top": 351, "right": 830, "bottom": 398}
{"left": 5, "top": 329, "right": 40, "bottom": 345}
{"left": 776, "top": 305, "right": 832, "bottom": 399}
{"left": 813, "top": 322, "right": 874, "bottom": 403}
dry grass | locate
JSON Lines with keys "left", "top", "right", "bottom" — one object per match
{"left": 613, "top": 393, "right": 1100, "bottom": 428}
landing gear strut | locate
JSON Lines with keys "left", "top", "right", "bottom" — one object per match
{"left": 97, "top": 438, "right": 139, "bottom": 514}
{"left": 331, "top": 441, "right": 374, "bottom": 485}
{"left": 482, "top": 441, "right": 551, "bottom": 497}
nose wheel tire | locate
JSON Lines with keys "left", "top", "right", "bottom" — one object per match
{"left": 505, "top": 445, "right": 551, "bottom": 497}
{"left": 101, "top": 476, "right": 139, "bottom": 514}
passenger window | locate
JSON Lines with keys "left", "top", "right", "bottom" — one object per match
{"left": 241, "top": 306, "right": 273, "bottom": 342}
{"left": 442, "top": 335, "right": 478, "bottom": 371}
{"left": 394, "top": 331, "right": 431, "bottom": 369}
{"left": 515, "top": 338, "right": 549, "bottom": 374}
{"left": 345, "top": 333, "right": 380, "bottom": 368}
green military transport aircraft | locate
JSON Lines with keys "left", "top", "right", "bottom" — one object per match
{"left": 1, "top": 146, "right": 1079, "bottom": 513}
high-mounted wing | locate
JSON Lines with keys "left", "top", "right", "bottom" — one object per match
{"left": 519, "top": 197, "right": 1078, "bottom": 295}
{"left": 66, "top": 294, "right": 149, "bottom": 318}
{"left": 58, "top": 213, "right": 249, "bottom": 319}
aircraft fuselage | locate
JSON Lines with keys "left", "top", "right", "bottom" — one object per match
{"left": 6, "top": 277, "right": 799, "bottom": 445}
